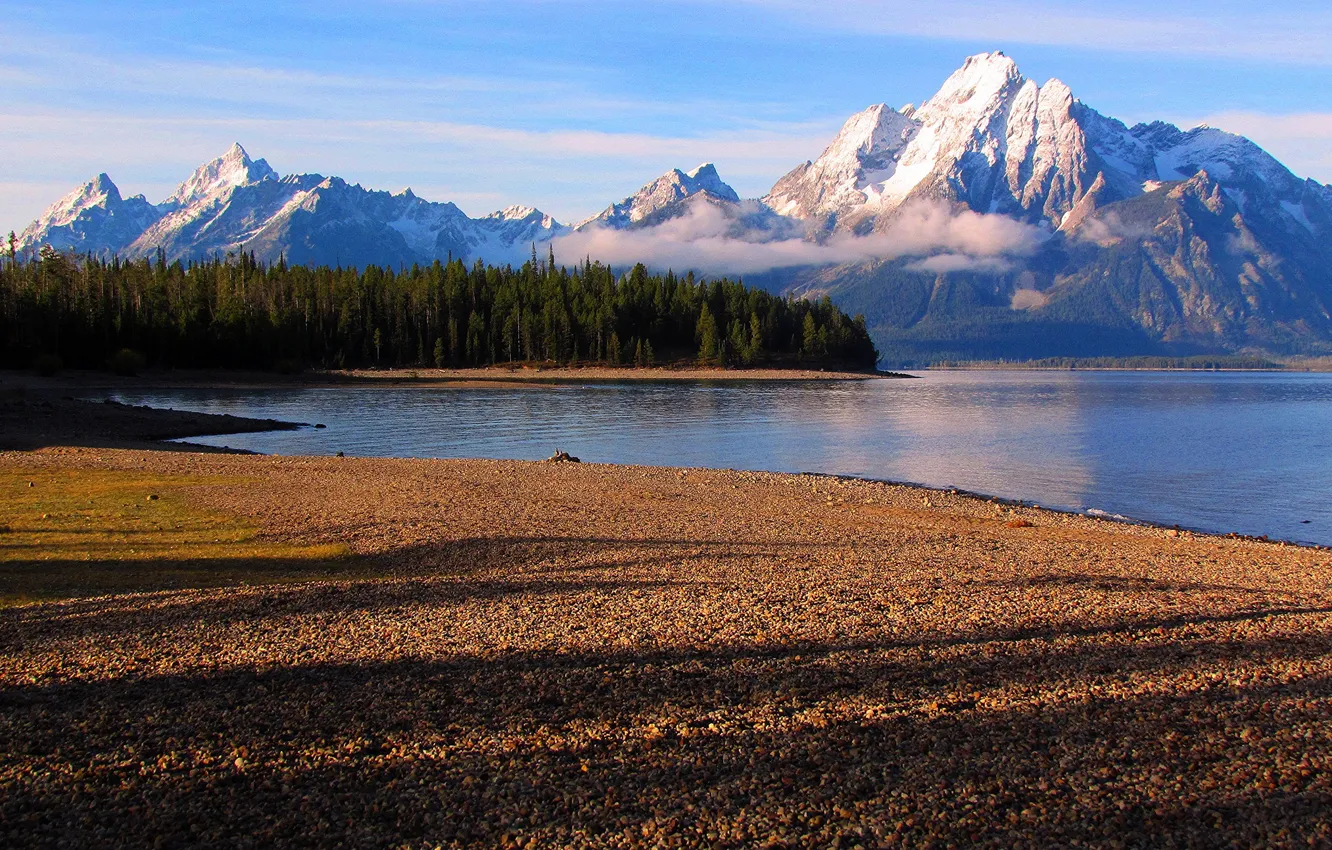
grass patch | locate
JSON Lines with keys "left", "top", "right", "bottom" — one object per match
{"left": 0, "top": 466, "right": 355, "bottom": 605}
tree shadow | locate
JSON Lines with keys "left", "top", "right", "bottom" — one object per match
{"left": 5, "top": 532, "right": 1332, "bottom": 847}
{"left": 4, "top": 623, "right": 1332, "bottom": 848}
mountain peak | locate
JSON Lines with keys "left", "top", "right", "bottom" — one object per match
{"left": 488, "top": 204, "right": 538, "bottom": 221}
{"left": 163, "top": 143, "right": 278, "bottom": 210}
{"left": 89, "top": 172, "right": 118, "bottom": 195}
{"left": 679, "top": 163, "right": 739, "bottom": 201}
{"left": 826, "top": 104, "right": 916, "bottom": 166}
{"left": 30, "top": 173, "right": 124, "bottom": 232}
{"left": 762, "top": 103, "right": 919, "bottom": 219}
{"left": 579, "top": 163, "right": 741, "bottom": 229}
{"left": 918, "top": 51, "right": 1025, "bottom": 121}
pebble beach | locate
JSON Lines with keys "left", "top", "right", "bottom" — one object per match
{"left": 4, "top": 442, "right": 1332, "bottom": 848}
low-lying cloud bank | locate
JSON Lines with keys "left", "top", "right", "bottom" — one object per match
{"left": 551, "top": 201, "right": 1047, "bottom": 276}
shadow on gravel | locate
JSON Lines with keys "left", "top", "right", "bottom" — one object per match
{"left": 4, "top": 594, "right": 1332, "bottom": 847}
{"left": 0, "top": 534, "right": 788, "bottom": 621}
{"left": 5, "top": 528, "right": 1332, "bottom": 848}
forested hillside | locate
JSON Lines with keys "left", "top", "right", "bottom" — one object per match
{"left": 0, "top": 247, "right": 878, "bottom": 372}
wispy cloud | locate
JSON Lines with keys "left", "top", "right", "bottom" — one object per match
{"left": 739, "top": 0, "right": 1332, "bottom": 66}
{"left": 552, "top": 200, "right": 1046, "bottom": 276}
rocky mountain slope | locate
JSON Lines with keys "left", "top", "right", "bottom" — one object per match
{"left": 14, "top": 53, "right": 1332, "bottom": 361}
{"left": 768, "top": 52, "right": 1332, "bottom": 361}
{"left": 16, "top": 144, "right": 565, "bottom": 267}
{"left": 577, "top": 163, "right": 740, "bottom": 229}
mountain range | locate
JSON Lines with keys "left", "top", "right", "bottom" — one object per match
{"left": 15, "top": 52, "right": 1332, "bottom": 364}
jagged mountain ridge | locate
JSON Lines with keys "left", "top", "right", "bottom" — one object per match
{"left": 17, "top": 144, "right": 567, "bottom": 267}
{"left": 14, "top": 52, "right": 1332, "bottom": 359}
{"left": 16, "top": 173, "right": 164, "bottom": 258}
{"left": 763, "top": 52, "right": 1331, "bottom": 242}
{"left": 576, "top": 163, "right": 741, "bottom": 229}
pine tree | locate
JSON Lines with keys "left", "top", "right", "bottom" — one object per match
{"left": 0, "top": 253, "right": 878, "bottom": 371}
{"left": 697, "top": 305, "right": 719, "bottom": 364}
{"left": 727, "top": 320, "right": 746, "bottom": 366}
{"left": 801, "top": 312, "right": 818, "bottom": 358}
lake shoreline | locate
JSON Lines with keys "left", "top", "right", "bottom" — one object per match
{"left": 2, "top": 365, "right": 905, "bottom": 394}
{"left": 5, "top": 379, "right": 1328, "bottom": 550}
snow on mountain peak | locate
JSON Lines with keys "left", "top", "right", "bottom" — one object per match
{"left": 916, "top": 51, "right": 1024, "bottom": 124}
{"left": 163, "top": 143, "right": 278, "bottom": 210}
{"left": 680, "top": 163, "right": 739, "bottom": 201}
{"left": 482, "top": 204, "right": 561, "bottom": 231}
{"left": 578, "top": 163, "right": 741, "bottom": 229}
{"left": 36, "top": 173, "right": 124, "bottom": 227}
{"left": 763, "top": 103, "right": 920, "bottom": 218}
{"left": 15, "top": 170, "right": 165, "bottom": 256}
{"left": 488, "top": 204, "right": 538, "bottom": 221}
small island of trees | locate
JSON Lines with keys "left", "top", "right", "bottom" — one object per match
{"left": 0, "top": 246, "right": 879, "bottom": 372}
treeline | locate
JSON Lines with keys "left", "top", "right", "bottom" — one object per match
{"left": 0, "top": 247, "right": 878, "bottom": 372}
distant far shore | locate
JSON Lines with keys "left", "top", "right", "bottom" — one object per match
{"left": 1, "top": 364, "right": 905, "bottom": 392}
{"left": 902, "top": 355, "right": 1332, "bottom": 372}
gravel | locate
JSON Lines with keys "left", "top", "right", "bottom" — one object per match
{"left": 3, "top": 447, "right": 1331, "bottom": 848}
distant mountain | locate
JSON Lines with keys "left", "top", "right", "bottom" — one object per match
{"left": 16, "top": 143, "right": 565, "bottom": 267}
{"left": 16, "top": 173, "right": 164, "bottom": 258}
{"left": 14, "top": 52, "right": 1332, "bottom": 361}
{"left": 576, "top": 163, "right": 740, "bottom": 229}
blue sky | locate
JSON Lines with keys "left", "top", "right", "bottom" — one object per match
{"left": 3, "top": 0, "right": 1331, "bottom": 231}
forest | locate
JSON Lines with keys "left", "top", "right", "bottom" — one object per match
{"left": 0, "top": 246, "right": 879, "bottom": 372}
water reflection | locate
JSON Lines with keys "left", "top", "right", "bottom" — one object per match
{"left": 107, "top": 371, "right": 1332, "bottom": 545}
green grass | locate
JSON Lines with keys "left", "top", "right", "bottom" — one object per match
{"left": 0, "top": 465, "right": 355, "bottom": 605}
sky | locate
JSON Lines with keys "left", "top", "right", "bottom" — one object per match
{"left": 3, "top": 0, "right": 1332, "bottom": 232}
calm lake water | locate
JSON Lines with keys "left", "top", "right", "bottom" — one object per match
{"left": 106, "top": 371, "right": 1332, "bottom": 546}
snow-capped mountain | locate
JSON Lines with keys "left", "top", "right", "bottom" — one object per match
{"left": 764, "top": 51, "right": 1331, "bottom": 245}
{"left": 576, "top": 164, "right": 741, "bottom": 230}
{"left": 159, "top": 142, "right": 279, "bottom": 212}
{"left": 14, "top": 52, "right": 1332, "bottom": 359}
{"left": 16, "top": 144, "right": 565, "bottom": 267}
{"left": 761, "top": 51, "right": 1332, "bottom": 360}
{"left": 16, "top": 173, "right": 163, "bottom": 257}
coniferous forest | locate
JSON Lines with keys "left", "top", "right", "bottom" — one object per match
{"left": 0, "top": 246, "right": 879, "bottom": 372}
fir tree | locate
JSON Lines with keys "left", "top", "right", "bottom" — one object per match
{"left": 0, "top": 253, "right": 878, "bottom": 372}
{"left": 697, "top": 305, "right": 719, "bottom": 364}
{"left": 801, "top": 312, "right": 819, "bottom": 358}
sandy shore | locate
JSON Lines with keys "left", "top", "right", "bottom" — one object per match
{"left": 4, "top": 444, "right": 1332, "bottom": 847}
{"left": 2, "top": 365, "right": 901, "bottom": 396}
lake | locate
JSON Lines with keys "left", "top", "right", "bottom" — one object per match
{"left": 105, "top": 370, "right": 1332, "bottom": 546}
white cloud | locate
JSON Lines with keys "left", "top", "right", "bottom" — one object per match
{"left": 1073, "top": 211, "right": 1156, "bottom": 246}
{"left": 906, "top": 254, "right": 1013, "bottom": 274}
{"left": 551, "top": 200, "right": 1046, "bottom": 276}
{"left": 737, "top": 0, "right": 1332, "bottom": 66}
